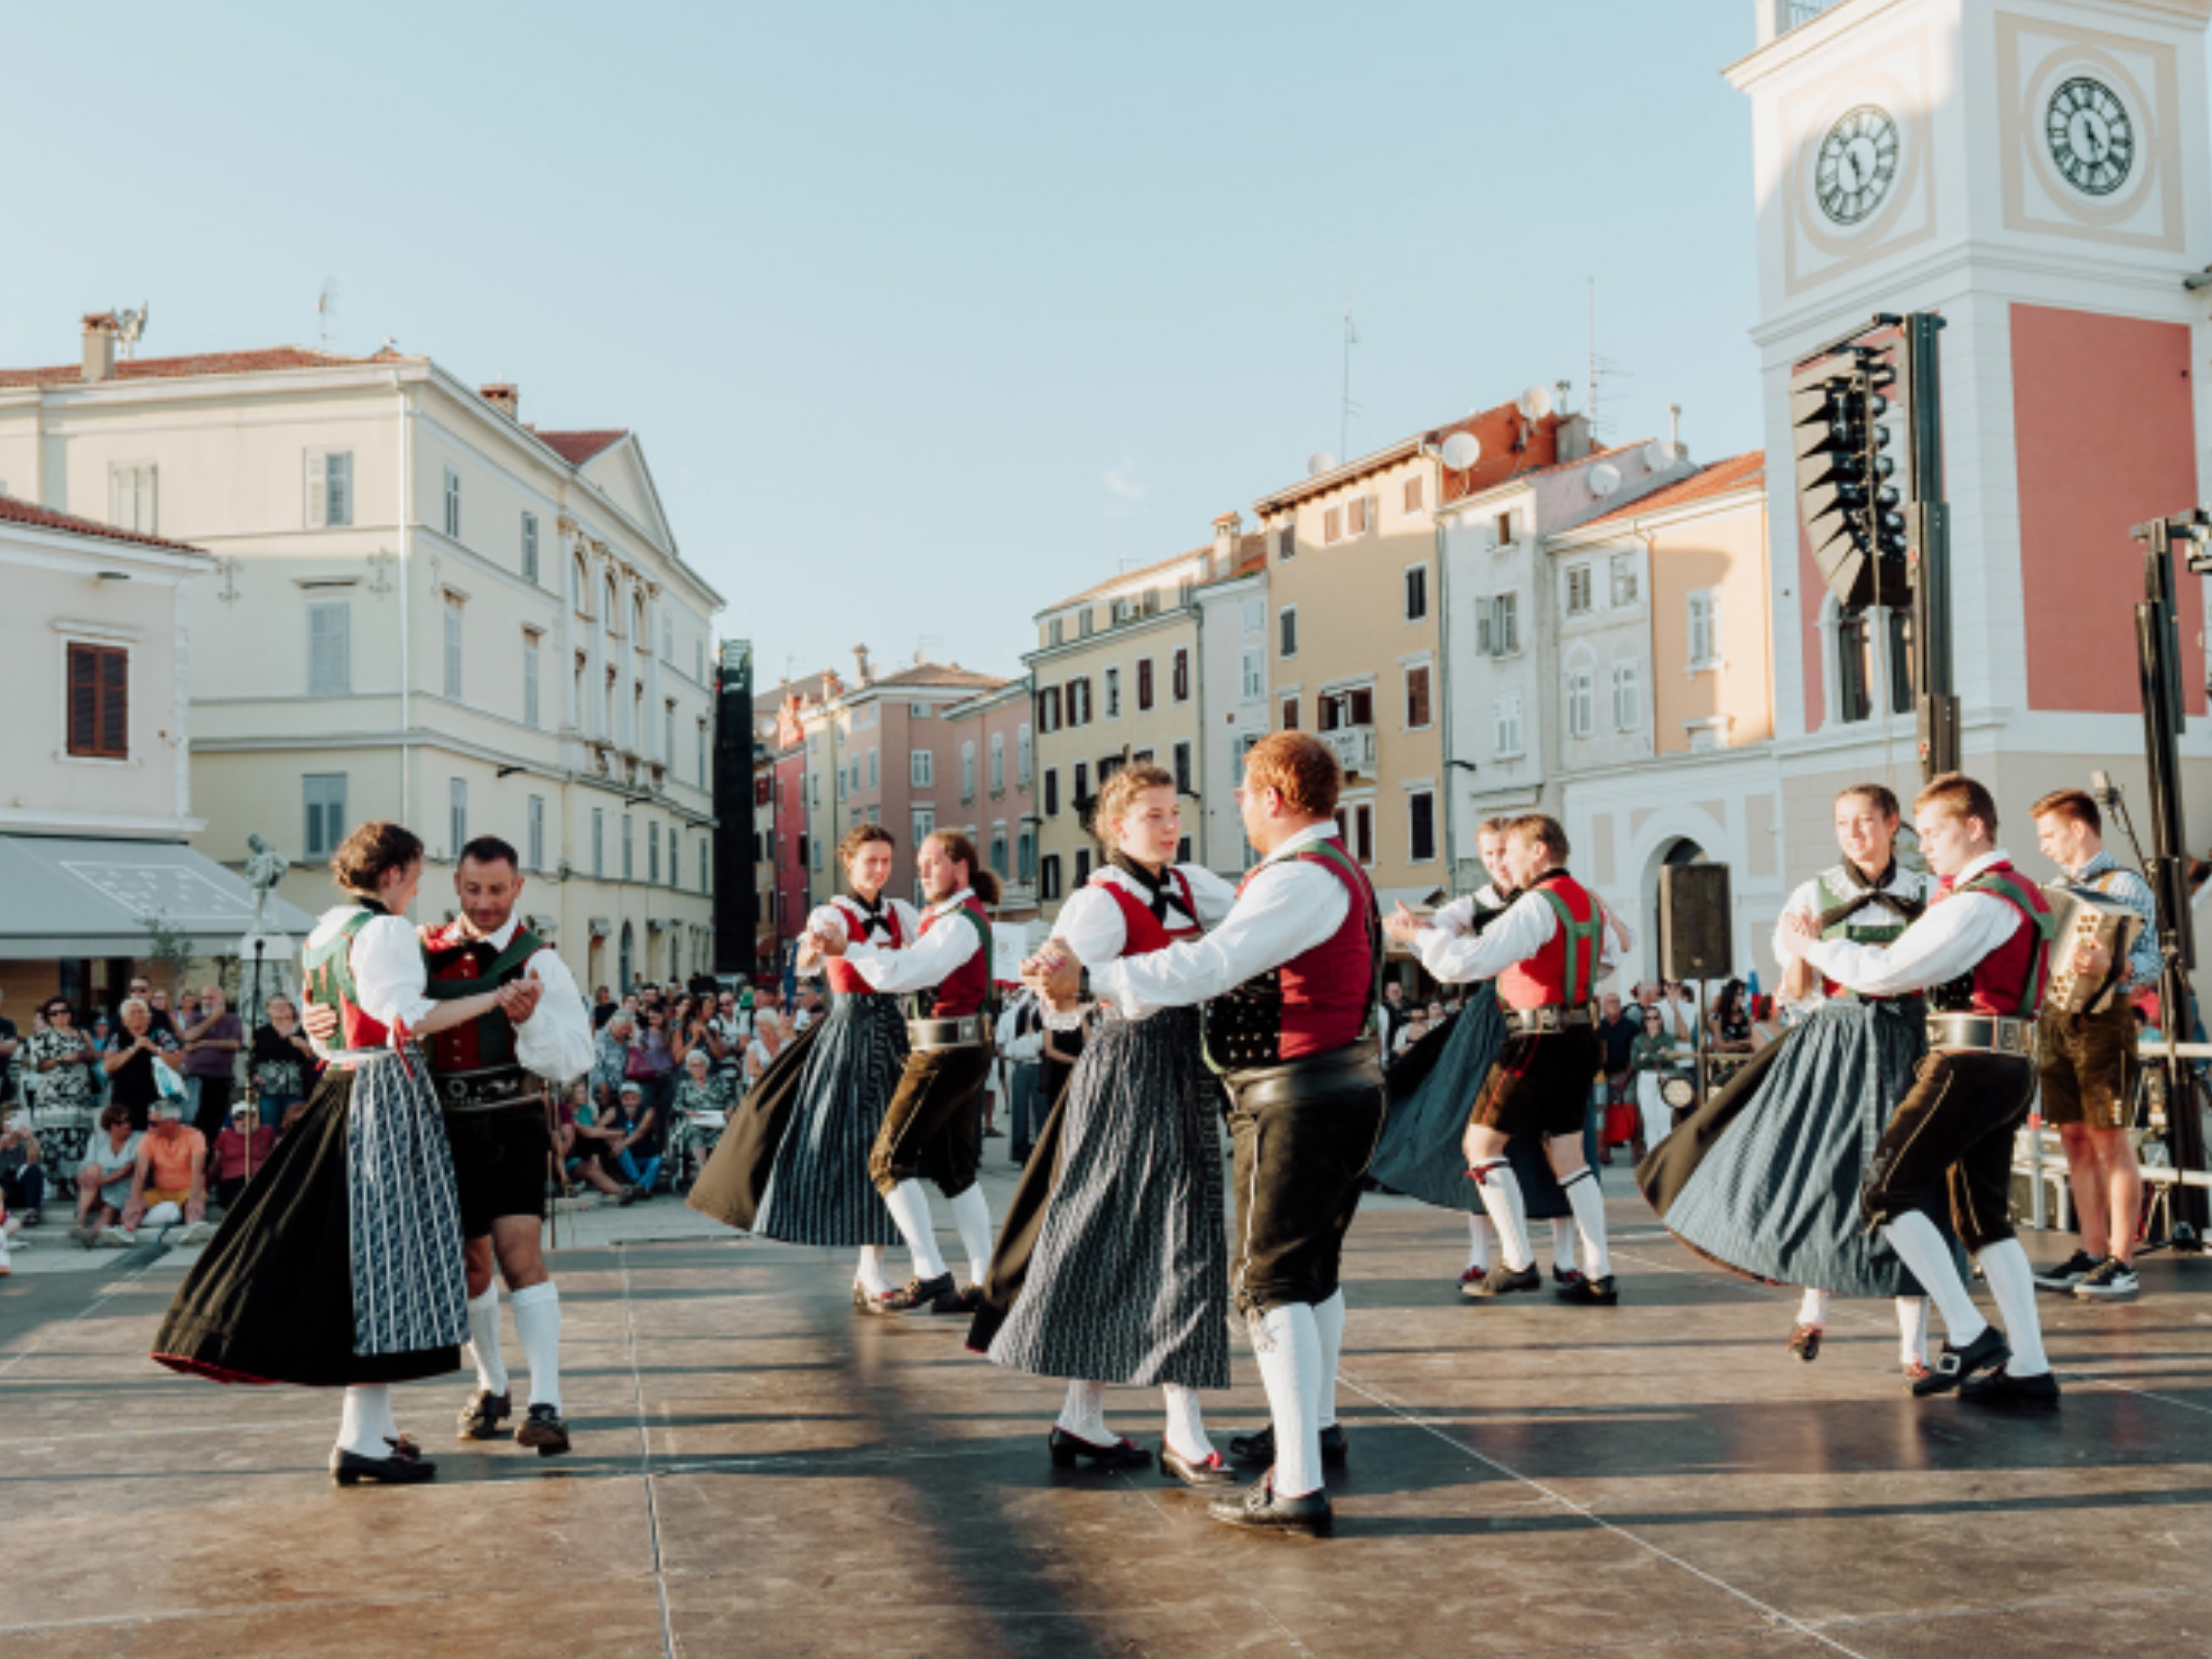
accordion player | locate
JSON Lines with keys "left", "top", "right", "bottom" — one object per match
{"left": 2041, "top": 881, "right": 2148, "bottom": 1018}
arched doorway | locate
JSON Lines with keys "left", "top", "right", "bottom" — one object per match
{"left": 619, "top": 922, "right": 634, "bottom": 992}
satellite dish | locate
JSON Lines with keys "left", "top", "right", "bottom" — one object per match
{"left": 1588, "top": 462, "right": 1622, "bottom": 497}
{"left": 1441, "top": 431, "right": 1481, "bottom": 471}
{"left": 1307, "top": 451, "right": 1338, "bottom": 477}
{"left": 1518, "top": 384, "right": 1556, "bottom": 422}
{"left": 1644, "top": 439, "right": 1677, "bottom": 470}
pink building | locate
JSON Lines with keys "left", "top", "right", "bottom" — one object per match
{"left": 940, "top": 676, "right": 1039, "bottom": 921}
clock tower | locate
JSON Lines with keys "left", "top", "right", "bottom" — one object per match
{"left": 1730, "top": 0, "right": 2212, "bottom": 862}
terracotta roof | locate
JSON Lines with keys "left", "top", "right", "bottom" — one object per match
{"left": 864, "top": 662, "right": 1008, "bottom": 692}
{"left": 0, "top": 346, "right": 377, "bottom": 389}
{"left": 1583, "top": 451, "right": 1765, "bottom": 526}
{"left": 0, "top": 492, "right": 207, "bottom": 556}
{"left": 1198, "top": 533, "right": 1268, "bottom": 588}
{"left": 754, "top": 670, "right": 839, "bottom": 716}
{"left": 1045, "top": 545, "right": 1210, "bottom": 612}
{"left": 531, "top": 429, "right": 628, "bottom": 465}
{"left": 1254, "top": 399, "right": 1573, "bottom": 516}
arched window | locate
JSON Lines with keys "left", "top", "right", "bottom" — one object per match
{"left": 570, "top": 554, "right": 588, "bottom": 616}
{"left": 606, "top": 577, "right": 620, "bottom": 637}
{"left": 1836, "top": 605, "right": 1872, "bottom": 725}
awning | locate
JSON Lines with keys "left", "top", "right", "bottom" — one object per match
{"left": 0, "top": 834, "right": 318, "bottom": 960}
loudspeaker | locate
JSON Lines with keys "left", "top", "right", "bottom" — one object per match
{"left": 1659, "top": 863, "right": 1733, "bottom": 982}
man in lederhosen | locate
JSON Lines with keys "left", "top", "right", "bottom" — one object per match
{"left": 1029, "top": 732, "right": 1383, "bottom": 1538}
{"left": 1387, "top": 813, "right": 1620, "bottom": 1306}
{"left": 303, "top": 834, "right": 595, "bottom": 1452}
{"left": 812, "top": 829, "right": 1001, "bottom": 1315}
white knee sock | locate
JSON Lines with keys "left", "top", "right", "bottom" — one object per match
{"left": 337, "top": 1384, "right": 397, "bottom": 1458}
{"left": 1250, "top": 1303, "right": 1326, "bottom": 1499}
{"left": 882, "top": 1180, "right": 949, "bottom": 1281}
{"left": 1057, "top": 1378, "right": 1109, "bottom": 1443}
{"left": 1895, "top": 1296, "right": 1930, "bottom": 1365}
{"left": 1465, "top": 1214, "right": 1490, "bottom": 1273}
{"left": 1884, "top": 1211, "right": 1986, "bottom": 1347}
{"left": 855, "top": 1245, "right": 894, "bottom": 1297}
{"left": 510, "top": 1280, "right": 562, "bottom": 1412}
{"left": 1472, "top": 1161, "right": 1533, "bottom": 1271}
{"left": 1312, "top": 1290, "right": 1345, "bottom": 1431}
{"left": 1977, "top": 1240, "right": 2049, "bottom": 1377}
{"left": 1797, "top": 1287, "right": 1830, "bottom": 1328}
{"left": 947, "top": 1185, "right": 994, "bottom": 1287}
{"left": 466, "top": 1286, "right": 508, "bottom": 1396}
{"left": 1559, "top": 1166, "right": 1611, "bottom": 1280}
{"left": 1549, "top": 1217, "right": 1576, "bottom": 1273}
{"left": 1162, "top": 1383, "right": 1214, "bottom": 1463}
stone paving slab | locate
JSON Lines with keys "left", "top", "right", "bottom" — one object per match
{"left": 3, "top": 1166, "right": 2210, "bottom": 1658}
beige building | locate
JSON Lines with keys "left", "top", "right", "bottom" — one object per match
{"left": 0, "top": 493, "right": 315, "bottom": 1014}
{"left": 1026, "top": 549, "right": 1211, "bottom": 916}
{"left": 0, "top": 316, "right": 724, "bottom": 993}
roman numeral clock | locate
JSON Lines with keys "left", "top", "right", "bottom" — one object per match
{"left": 2043, "top": 76, "right": 2133, "bottom": 198}
{"left": 1814, "top": 105, "right": 1901, "bottom": 226}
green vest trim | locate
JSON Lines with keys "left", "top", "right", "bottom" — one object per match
{"left": 422, "top": 928, "right": 548, "bottom": 1070}
{"left": 1532, "top": 885, "right": 1604, "bottom": 1006}
{"left": 1956, "top": 870, "right": 2056, "bottom": 1018}
{"left": 1814, "top": 871, "right": 1911, "bottom": 948}
{"left": 300, "top": 909, "right": 378, "bottom": 1021}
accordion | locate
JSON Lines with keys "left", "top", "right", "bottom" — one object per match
{"left": 2041, "top": 881, "right": 2146, "bottom": 1017}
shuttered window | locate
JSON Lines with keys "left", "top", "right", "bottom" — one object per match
{"left": 306, "top": 451, "right": 353, "bottom": 528}
{"left": 66, "top": 644, "right": 128, "bottom": 758}
{"left": 308, "top": 601, "right": 351, "bottom": 695}
{"left": 1172, "top": 648, "right": 1190, "bottom": 702}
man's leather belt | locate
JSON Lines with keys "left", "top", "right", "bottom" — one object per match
{"left": 1501, "top": 1004, "right": 1594, "bottom": 1036}
{"left": 907, "top": 1015, "right": 988, "bottom": 1052}
{"left": 1224, "top": 1047, "right": 1386, "bottom": 1110}
{"left": 1926, "top": 1014, "right": 2037, "bottom": 1059}
{"left": 435, "top": 1065, "right": 544, "bottom": 1115}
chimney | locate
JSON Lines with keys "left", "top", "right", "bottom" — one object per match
{"left": 81, "top": 312, "right": 118, "bottom": 383}
{"left": 1211, "top": 511, "right": 1242, "bottom": 577}
{"left": 1668, "top": 404, "right": 1684, "bottom": 453}
{"left": 1556, "top": 413, "right": 1593, "bottom": 463}
{"left": 480, "top": 383, "right": 519, "bottom": 420}
{"left": 853, "top": 643, "right": 873, "bottom": 685}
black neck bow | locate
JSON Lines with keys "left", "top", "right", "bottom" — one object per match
{"left": 1109, "top": 852, "right": 1196, "bottom": 927}
{"left": 1816, "top": 860, "right": 1924, "bottom": 933}
{"left": 845, "top": 891, "right": 893, "bottom": 944}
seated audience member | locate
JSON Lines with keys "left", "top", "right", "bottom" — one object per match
{"left": 0, "top": 1110, "right": 43, "bottom": 1226}
{"left": 608, "top": 1080, "right": 665, "bottom": 1198}
{"left": 117, "top": 1102, "right": 210, "bottom": 1245}
{"left": 73, "top": 1103, "right": 142, "bottom": 1247}
{"left": 210, "top": 1103, "right": 278, "bottom": 1211}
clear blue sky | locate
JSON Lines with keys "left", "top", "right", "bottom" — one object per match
{"left": 4, "top": 2, "right": 1772, "bottom": 690}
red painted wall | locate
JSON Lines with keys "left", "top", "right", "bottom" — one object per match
{"left": 2012, "top": 304, "right": 2204, "bottom": 715}
{"left": 1796, "top": 517, "right": 1827, "bottom": 733}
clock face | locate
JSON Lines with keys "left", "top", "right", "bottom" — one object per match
{"left": 1815, "top": 105, "right": 1901, "bottom": 226}
{"left": 2046, "top": 77, "right": 2133, "bottom": 197}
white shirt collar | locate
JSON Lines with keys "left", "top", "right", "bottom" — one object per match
{"left": 454, "top": 914, "right": 522, "bottom": 950}
{"left": 1259, "top": 821, "right": 1339, "bottom": 867}
{"left": 1948, "top": 847, "right": 2012, "bottom": 889}
{"left": 926, "top": 888, "right": 974, "bottom": 920}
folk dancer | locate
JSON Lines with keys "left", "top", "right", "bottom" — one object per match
{"left": 1385, "top": 814, "right": 1620, "bottom": 1307}
{"left": 976, "top": 764, "right": 1238, "bottom": 1484}
{"left": 688, "top": 825, "right": 915, "bottom": 1306}
{"left": 1370, "top": 816, "right": 1588, "bottom": 1295}
{"left": 1778, "top": 773, "right": 2064, "bottom": 1408}
{"left": 153, "top": 822, "right": 529, "bottom": 1485}
{"left": 1637, "top": 784, "right": 1938, "bottom": 1379}
{"left": 1029, "top": 733, "right": 1385, "bottom": 1538}
{"left": 812, "top": 830, "right": 1000, "bottom": 1315}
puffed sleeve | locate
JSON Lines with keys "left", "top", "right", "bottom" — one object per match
{"left": 1178, "top": 865, "right": 1239, "bottom": 930}
{"left": 1050, "top": 886, "right": 1130, "bottom": 967}
{"left": 349, "top": 915, "right": 437, "bottom": 1030}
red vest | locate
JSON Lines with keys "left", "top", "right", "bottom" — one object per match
{"left": 301, "top": 908, "right": 391, "bottom": 1048}
{"left": 1495, "top": 870, "right": 1600, "bottom": 1012}
{"left": 1091, "top": 867, "right": 1201, "bottom": 957}
{"left": 1937, "top": 860, "right": 2052, "bottom": 1018}
{"left": 920, "top": 895, "right": 992, "bottom": 1019}
{"left": 825, "top": 895, "right": 905, "bottom": 995}
{"left": 420, "top": 922, "right": 538, "bottom": 1075}
{"left": 1237, "top": 839, "right": 1376, "bottom": 1059}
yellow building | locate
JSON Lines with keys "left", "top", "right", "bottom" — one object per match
{"left": 1026, "top": 549, "right": 1211, "bottom": 916}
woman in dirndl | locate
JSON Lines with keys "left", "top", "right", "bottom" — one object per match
{"left": 688, "top": 825, "right": 915, "bottom": 1300}
{"left": 971, "top": 764, "right": 1238, "bottom": 1486}
{"left": 152, "top": 821, "right": 531, "bottom": 1487}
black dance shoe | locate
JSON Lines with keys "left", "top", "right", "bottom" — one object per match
{"left": 457, "top": 1389, "right": 512, "bottom": 1441}
{"left": 1555, "top": 1274, "right": 1618, "bottom": 1306}
{"left": 1159, "top": 1442, "right": 1238, "bottom": 1486}
{"left": 1958, "top": 1365, "right": 2061, "bottom": 1410}
{"left": 1788, "top": 1324, "right": 1823, "bottom": 1363}
{"left": 331, "top": 1436, "right": 437, "bottom": 1487}
{"left": 873, "top": 1273, "right": 955, "bottom": 1314}
{"left": 1912, "top": 1326, "right": 2011, "bottom": 1397}
{"left": 515, "top": 1403, "right": 572, "bottom": 1455}
{"left": 1207, "top": 1472, "right": 1333, "bottom": 1538}
{"left": 1227, "top": 1421, "right": 1347, "bottom": 1468}
{"left": 1552, "top": 1265, "right": 1588, "bottom": 1290}
{"left": 1464, "top": 1263, "right": 1541, "bottom": 1300}
{"left": 1047, "top": 1427, "right": 1152, "bottom": 1469}
{"left": 931, "top": 1282, "right": 984, "bottom": 1316}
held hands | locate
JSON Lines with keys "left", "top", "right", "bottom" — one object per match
{"left": 300, "top": 1003, "right": 340, "bottom": 1044}
{"left": 1019, "top": 947, "right": 1082, "bottom": 1012}
{"left": 807, "top": 924, "right": 848, "bottom": 961}
{"left": 1778, "top": 910, "right": 1820, "bottom": 961}
{"left": 497, "top": 979, "right": 544, "bottom": 1022}
{"left": 1383, "top": 902, "right": 1427, "bottom": 946}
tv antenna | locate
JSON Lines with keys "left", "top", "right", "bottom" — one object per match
{"left": 114, "top": 303, "right": 149, "bottom": 361}
{"left": 1587, "top": 278, "right": 1631, "bottom": 440}
{"left": 1339, "top": 294, "right": 1363, "bottom": 461}
{"left": 318, "top": 278, "right": 340, "bottom": 349}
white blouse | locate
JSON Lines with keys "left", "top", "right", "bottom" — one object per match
{"left": 1048, "top": 863, "right": 1238, "bottom": 1022}
{"left": 302, "top": 905, "right": 436, "bottom": 1052}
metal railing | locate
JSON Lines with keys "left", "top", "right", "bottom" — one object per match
{"left": 1787, "top": 0, "right": 1840, "bottom": 27}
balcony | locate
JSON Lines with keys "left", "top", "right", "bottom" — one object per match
{"left": 1318, "top": 724, "right": 1376, "bottom": 779}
